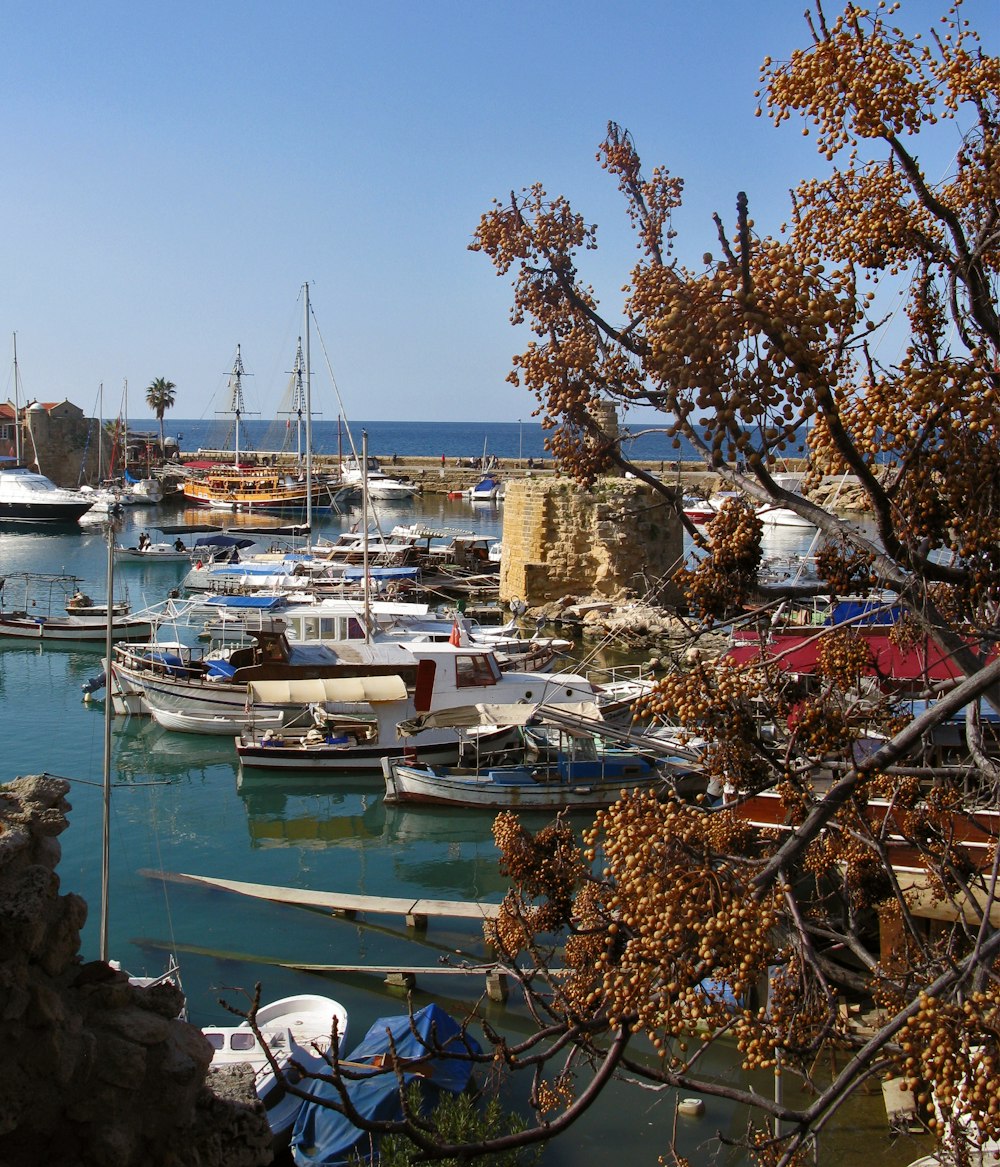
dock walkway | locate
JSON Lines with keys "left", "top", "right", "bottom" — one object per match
{"left": 142, "top": 869, "right": 502, "bottom": 930}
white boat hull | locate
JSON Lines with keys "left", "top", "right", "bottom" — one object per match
{"left": 236, "top": 724, "right": 515, "bottom": 776}
{"left": 114, "top": 544, "right": 191, "bottom": 562}
{"left": 383, "top": 757, "right": 666, "bottom": 809}
{"left": 205, "top": 993, "right": 348, "bottom": 1148}
{"left": 0, "top": 614, "right": 154, "bottom": 642}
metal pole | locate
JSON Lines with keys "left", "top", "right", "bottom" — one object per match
{"left": 99, "top": 523, "right": 114, "bottom": 962}
{"left": 12, "top": 333, "right": 21, "bottom": 464}
{"left": 362, "top": 430, "right": 371, "bottom": 642}
{"left": 304, "top": 281, "right": 313, "bottom": 536}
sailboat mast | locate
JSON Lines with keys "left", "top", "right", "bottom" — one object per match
{"left": 362, "top": 429, "right": 371, "bottom": 641}
{"left": 100, "top": 523, "right": 114, "bottom": 962}
{"left": 12, "top": 333, "right": 21, "bottom": 465}
{"left": 304, "top": 281, "right": 313, "bottom": 533}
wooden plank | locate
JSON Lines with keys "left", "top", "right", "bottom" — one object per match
{"left": 135, "top": 940, "right": 503, "bottom": 976}
{"left": 141, "top": 869, "right": 501, "bottom": 921}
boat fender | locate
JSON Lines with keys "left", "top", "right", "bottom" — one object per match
{"left": 677, "top": 1097, "right": 705, "bottom": 1117}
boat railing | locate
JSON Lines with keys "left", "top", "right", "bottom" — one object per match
{"left": 586, "top": 662, "right": 652, "bottom": 688}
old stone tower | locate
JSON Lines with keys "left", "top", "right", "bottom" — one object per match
{"left": 498, "top": 476, "right": 684, "bottom": 607}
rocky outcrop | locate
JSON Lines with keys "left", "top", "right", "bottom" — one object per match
{"left": 0, "top": 775, "right": 272, "bottom": 1167}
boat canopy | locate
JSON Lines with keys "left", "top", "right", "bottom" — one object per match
{"left": 397, "top": 699, "right": 603, "bottom": 737}
{"left": 247, "top": 675, "right": 407, "bottom": 705}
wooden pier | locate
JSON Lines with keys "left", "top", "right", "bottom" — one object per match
{"left": 141, "top": 868, "right": 502, "bottom": 930}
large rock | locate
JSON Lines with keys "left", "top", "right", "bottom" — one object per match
{"left": 0, "top": 776, "right": 272, "bottom": 1167}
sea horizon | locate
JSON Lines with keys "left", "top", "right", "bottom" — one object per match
{"left": 126, "top": 416, "right": 809, "bottom": 465}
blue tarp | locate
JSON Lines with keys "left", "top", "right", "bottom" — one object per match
{"left": 206, "top": 660, "right": 237, "bottom": 678}
{"left": 341, "top": 566, "right": 421, "bottom": 582}
{"left": 290, "top": 1003, "right": 481, "bottom": 1166}
{"left": 203, "top": 594, "right": 287, "bottom": 610}
{"left": 830, "top": 600, "right": 901, "bottom": 626}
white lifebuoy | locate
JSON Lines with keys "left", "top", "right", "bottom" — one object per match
{"left": 677, "top": 1097, "right": 705, "bottom": 1117}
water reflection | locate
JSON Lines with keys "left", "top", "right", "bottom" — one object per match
{"left": 112, "top": 720, "right": 238, "bottom": 782}
{"left": 235, "top": 774, "right": 385, "bottom": 849}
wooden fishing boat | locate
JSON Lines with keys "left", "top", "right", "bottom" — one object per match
{"left": 0, "top": 573, "right": 154, "bottom": 642}
{"left": 381, "top": 702, "right": 693, "bottom": 809}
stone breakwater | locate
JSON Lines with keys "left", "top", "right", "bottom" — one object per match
{"left": 0, "top": 776, "right": 272, "bottom": 1167}
{"left": 180, "top": 453, "right": 856, "bottom": 502}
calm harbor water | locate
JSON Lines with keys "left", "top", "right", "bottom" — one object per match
{"left": 3, "top": 494, "right": 926, "bottom": 1166}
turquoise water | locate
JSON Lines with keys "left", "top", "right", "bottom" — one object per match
{"left": 2, "top": 499, "right": 924, "bottom": 1166}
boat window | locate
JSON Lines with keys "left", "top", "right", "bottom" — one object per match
{"left": 230, "top": 1032, "right": 258, "bottom": 1051}
{"left": 205, "top": 1033, "right": 225, "bottom": 1050}
{"left": 455, "top": 653, "right": 498, "bottom": 687}
{"left": 566, "top": 736, "right": 598, "bottom": 762}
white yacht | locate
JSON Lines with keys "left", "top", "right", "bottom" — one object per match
{"left": 0, "top": 466, "right": 94, "bottom": 522}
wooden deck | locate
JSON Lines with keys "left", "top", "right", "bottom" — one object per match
{"left": 141, "top": 868, "right": 502, "bottom": 929}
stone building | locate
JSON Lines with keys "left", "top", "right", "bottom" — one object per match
{"left": 1, "top": 398, "right": 101, "bottom": 487}
{"left": 499, "top": 476, "right": 685, "bottom": 607}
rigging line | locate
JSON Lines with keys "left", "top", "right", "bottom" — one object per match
{"left": 308, "top": 304, "right": 359, "bottom": 465}
{"left": 308, "top": 304, "right": 393, "bottom": 545}
{"left": 142, "top": 780, "right": 184, "bottom": 975}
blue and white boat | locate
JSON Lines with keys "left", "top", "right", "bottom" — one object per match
{"left": 290, "top": 1003, "right": 479, "bottom": 1166}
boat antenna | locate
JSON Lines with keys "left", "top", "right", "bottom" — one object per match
{"left": 100, "top": 521, "right": 114, "bottom": 962}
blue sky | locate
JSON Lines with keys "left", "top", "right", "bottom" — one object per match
{"left": 0, "top": 1, "right": 991, "bottom": 423}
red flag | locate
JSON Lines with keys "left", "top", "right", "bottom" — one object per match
{"left": 449, "top": 620, "right": 462, "bottom": 647}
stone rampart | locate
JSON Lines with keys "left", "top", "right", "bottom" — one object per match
{"left": 499, "top": 477, "right": 684, "bottom": 607}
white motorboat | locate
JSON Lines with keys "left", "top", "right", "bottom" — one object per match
{"left": 127, "top": 475, "right": 163, "bottom": 503}
{"left": 465, "top": 474, "right": 503, "bottom": 502}
{"left": 79, "top": 483, "right": 137, "bottom": 512}
{"left": 0, "top": 466, "right": 94, "bottom": 522}
{"left": 342, "top": 456, "right": 418, "bottom": 500}
{"left": 114, "top": 541, "right": 191, "bottom": 562}
{"left": 204, "top": 992, "right": 348, "bottom": 1149}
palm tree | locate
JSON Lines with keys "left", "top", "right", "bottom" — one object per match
{"left": 145, "top": 377, "right": 176, "bottom": 453}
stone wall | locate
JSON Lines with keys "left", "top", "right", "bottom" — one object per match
{"left": 499, "top": 477, "right": 684, "bottom": 607}
{"left": 0, "top": 776, "right": 272, "bottom": 1167}
{"left": 22, "top": 404, "right": 100, "bottom": 488}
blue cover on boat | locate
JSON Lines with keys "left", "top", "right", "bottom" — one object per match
{"left": 206, "top": 659, "right": 237, "bottom": 678}
{"left": 342, "top": 566, "right": 421, "bottom": 582}
{"left": 830, "top": 600, "right": 901, "bottom": 626}
{"left": 290, "top": 1003, "right": 481, "bottom": 1166}
{"left": 203, "top": 594, "right": 287, "bottom": 610}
